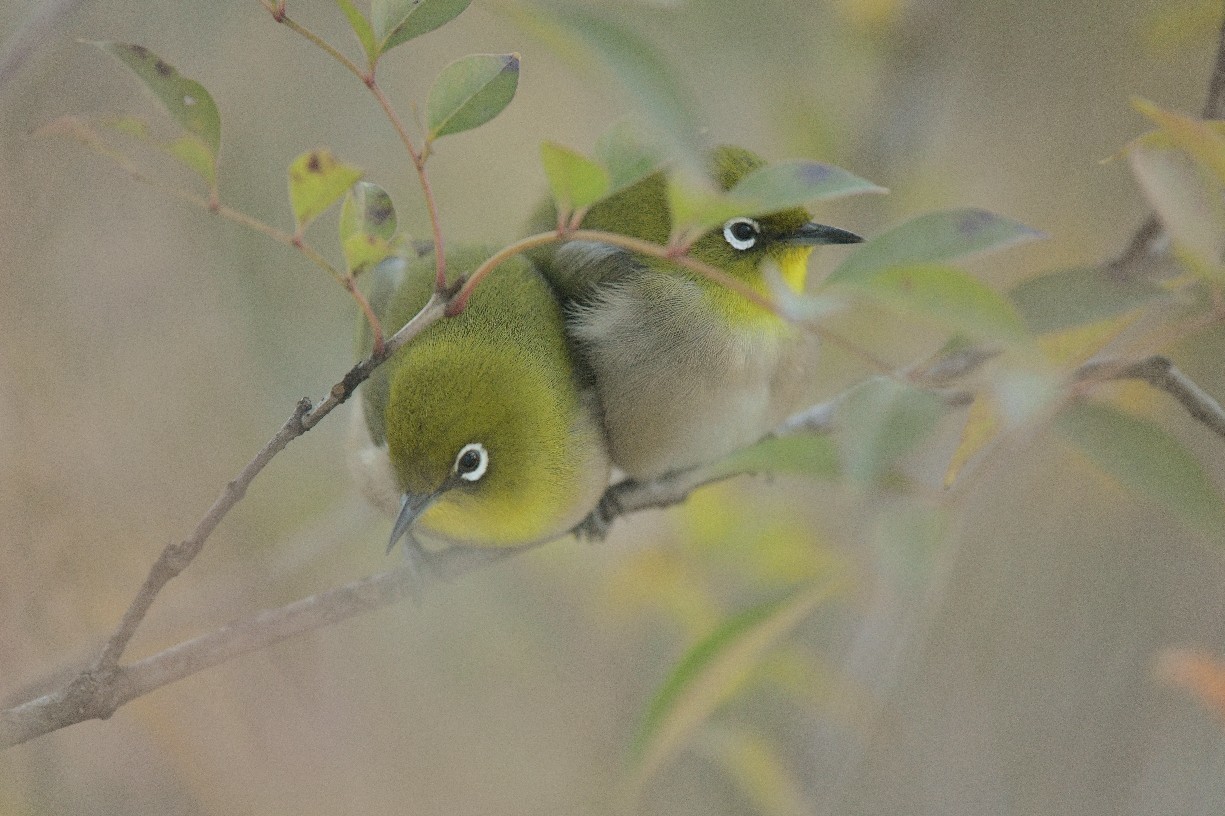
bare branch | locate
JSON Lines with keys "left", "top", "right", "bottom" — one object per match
{"left": 93, "top": 293, "right": 446, "bottom": 672}
{"left": 1078, "top": 355, "right": 1225, "bottom": 440}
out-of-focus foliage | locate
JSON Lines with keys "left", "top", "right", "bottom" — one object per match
{"left": 5, "top": 1, "right": 1225, "bottom": 815}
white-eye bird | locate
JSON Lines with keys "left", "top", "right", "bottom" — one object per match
{"left": 530, "top": 146, "right": 863, "bottom": 480}
{"left": 350, "top": 247, "right": 610, "bottom": 560}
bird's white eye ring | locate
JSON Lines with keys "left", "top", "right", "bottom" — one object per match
{"left": 722, "top": 217, "right": 761, "bottom": 251}
{"left": 454, "top": 442, "right": 489, "bottom": 482}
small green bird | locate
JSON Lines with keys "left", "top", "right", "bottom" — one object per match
{"left": 350, "top": 247, "right": 610, "bottom": 560}
{"left": 531, "top": 146, "right": 863, "bottom": 480}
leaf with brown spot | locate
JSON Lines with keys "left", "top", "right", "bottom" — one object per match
{"left": 287, "top": 150, "right": 364, "bottom": 234}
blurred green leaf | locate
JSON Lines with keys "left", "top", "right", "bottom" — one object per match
{"left": 830, "top": 263, "right": 1029, "bottom": 342}
{"left": 1128, "top": 141, "right": 1225, "bottom": 277}
{"left": 288, "top": 149, "right": 364, "bottom": 233}
{"left": 336, "top": 0, "right": 380, "bottom": 67}
{"left": 164, "top": 134, "right": 217, "bottom": 187}
{"left": 540, "top": 142, "right": 611, "bottom": 213}
{"left": 672, "top": 161, "right": 884, "bottom": 237}
{"left": 1133, "top": 97, "right": 1225, "bottom": 184}
{"left": 1010, "top": 266, "right": 1167, "bottom": 334}
{"left": 426, "top": 53, "right": 520, "bottom": 140}
{"left": 839, "top": 378, "right": 945, "bottom": 485}
{"left": 510, "top": 3, "right": 700, "bottom": 158}
{"left": 340, "top": 181, "right": 399, "bottom": 274}
{"left": 708, "top": 434, "right": 841, "bottom": 482}
{"left": 99, "top": 115, "right": 217, "bottom": 187}
{"left": 698, "top": 727, "right": 812, "bottom": 816}
{"left": 594, "top": 120, "right": 663, "bottom": 195}
{"left": 1058, "top": 401, "right": 1225, "bottom": 538}
{"left": 631, "top": 577, "right": 849, "bottom": 785}
{"left": 90, "top": 42, "right": 221, "bottom": 160}
{"left": 372, "top": 0, "right": 471, "bottom": 54}
{"left": 826, "top": 208, "right": 1043, "bottom": 286}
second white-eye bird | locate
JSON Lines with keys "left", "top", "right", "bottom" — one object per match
{"left": 530, "top": 146, "right": 863, "bottom": 480}
{"left": 350, "top": 247, "right": 611, "bottom": 562}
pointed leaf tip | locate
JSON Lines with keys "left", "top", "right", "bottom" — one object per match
{"left": 90, "top": 41, "right": 221, "bottom": 160}
{"left": 426, "top": 53, "right": 520, "bottom": 140}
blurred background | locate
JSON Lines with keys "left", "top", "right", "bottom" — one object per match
{"left": 2, "top": 0, "right": 1225, "bottom": 814}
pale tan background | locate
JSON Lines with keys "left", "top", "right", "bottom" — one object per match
{"left": 2, "top": 1, "right": 1223, "bottom": 814}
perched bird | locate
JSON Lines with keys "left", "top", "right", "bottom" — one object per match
{"left": 530, "top": 146, "right": 863, "bottom": 480}
{"left": 350, "top": 247, "right": 610, "bottom": 563}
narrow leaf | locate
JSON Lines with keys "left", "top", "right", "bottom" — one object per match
{"left": 1128, "top": 142, "right": 1225, "bottom": 276}
{"left": 1010, "top": 266, "right": 1166, "bottom": 335}
{"left": 673, "top": 160, "right": 884, "bottom": 237}
{"left": 510, "top": 4, "right": 700, "bottom": 158}
{"left": 426, "top": 53, "right": 520, "bottom": 140}
{"left": 1058, "top": 401, "right": 1225, "bottom": 537}
{"left": 340, "top": 181, "right": 400, "bottom": 274}
{"left": 631, "top": 577, "right": 849, "bottom": 783}
{"left": 373, "top": 0, "right": 471, "bottom": 54}
{"left": 944, "top": 395, "right": 1001, "bottom": 487}
{"left": 838, "top": 378, "right": 945, "bottom": 485}
{"left": 336, "top": 0, "right": 380, "bottom": 67}
{"left": 829, "top": 263, "right": 1029, "bottom": 342}
{"left": 594, "top": 119, "right": 663, "bottom": 195}
{"left": 1133, "top": 97, "right": 1225, "bottom": 184}
{"left": 707, "top": 434, "right": 840, "bottom": 482}
{"left": 90, "top": 42, "right": 221, "bottom": 159}
{"left": 827, "top": 208, "right": 1043, "bottom": 286}
{"left": 540, "top": 142, "right": 610, "bottom": 213}
{"left": 288, "top": 149, "right": 364, "bottom": 233}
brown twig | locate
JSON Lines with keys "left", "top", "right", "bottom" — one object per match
{"left": 1077, "top": 354, "right": 1225, "bottom": 440}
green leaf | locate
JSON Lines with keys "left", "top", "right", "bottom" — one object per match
{"left": 838, "top": 378, "right": 945, "bottom": 485}
{"left": 630, "top": 577, "right": 849, "bottom": 783}
{"left": 508, "top": 3, "right": 700, "bottom": 158}
{"left": 707, "top": 434, "right": 841, "bottom": 482}
{"left": 340, "top": 181, "right": 399, "bottom": 274}
{"left": 826, "top": 208, "right": 1043, "bottom": 286}
{"left": 829, "top": 263, "right": 1029, "bottom": 342}
{"left": 1009, "top": 266, "right": 1167, "bottom": 334}
{"left": 1128, "top": 142, "right": 1225, "bottom": 277}
{"left": 287, "top": 149, "right": 364, "bottom": 233}
{"left": 100, "top": 116, "right": 216, "bottom": 187}
{"left": 540, "top": 142, "right": 610, "bottom": 213}
{"left": 336, "top": 0, "right": 380, "bottom": 67}
{"left": 90, "top": 42, "right": 221, "bottom": 160}
{"left": 373, "top": 0, "right": 472, "bottom": 54}
{"left": 1133, "top": 97, "right": 1225, "bottom": 184}
{"left": 672, "top": 160, "right": 884, "bottom": 237}
{"left": 593, "top": 119, "right": 663, "bottom": 195}
{"left": 426, "top": 53, "right": 520, "bottom": 140}
{"left": 164, "top": 134, "right": 217, "bottom": 187}
{"left": 1058, "top": 401, "right": 1225, "bottom": 538}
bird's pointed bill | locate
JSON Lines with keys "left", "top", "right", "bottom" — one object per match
{"left": 388, "top": 490, "right": 440, "bottom": 554}
{"left": 785, "top": 222, "right": 863, "bottom": 246}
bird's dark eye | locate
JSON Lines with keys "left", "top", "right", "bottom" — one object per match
{"left": 723, "top": 217, "right": 761, "bottom": 251}
{"left": 454, "top": 442, "right": 489, "bottom": 482}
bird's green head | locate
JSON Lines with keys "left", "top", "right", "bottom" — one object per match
{"left": 688, "top": 146, "right": 863, "bottom": 305}
{"left": 376, "top": 256, "right": 606, "bottom": 549}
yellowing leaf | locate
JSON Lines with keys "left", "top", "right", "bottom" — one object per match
{"left": 287, "top": 149, "right": 364, "bottom": 233}
{"left": 944, "top": 395, "right": 1000, "bottom": 488}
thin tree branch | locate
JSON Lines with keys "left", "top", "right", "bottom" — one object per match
{"left": 1077, "top": 354, "right": 1225, "bottom": 440}
{"left": 1108, "top": 3, "right": 1225, "bottom": 281}
{"left": 0, "top": 390, "right": 851, "bottom": 749}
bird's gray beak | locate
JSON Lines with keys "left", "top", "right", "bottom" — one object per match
{"left": 388, "top": 490, "right": 439, "bottom": 554}
{"left": 784, "top": 221, "right": 864, "bottom": 246}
